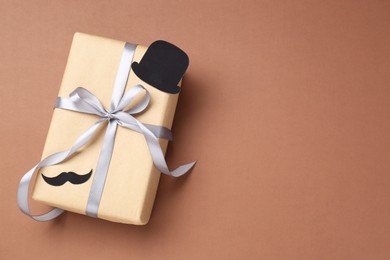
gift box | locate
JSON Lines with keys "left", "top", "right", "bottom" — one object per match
{"left": 18, "top": 32, "right": 194, "bottom": 225}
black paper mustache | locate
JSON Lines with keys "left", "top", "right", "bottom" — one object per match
{"left": 42, "top": 169, "right": 93, "bottom": 186}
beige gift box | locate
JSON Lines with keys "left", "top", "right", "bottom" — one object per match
{"left": 32, "top": 32, "right": 181, "bottom": 225}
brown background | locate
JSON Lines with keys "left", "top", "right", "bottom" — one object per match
{"left": 1, "top": 0, "right": 390, "bottom": 259}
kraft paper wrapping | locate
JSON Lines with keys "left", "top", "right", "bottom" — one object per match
{"left": 32, "top": 32, "right": 180, "bottom": 225}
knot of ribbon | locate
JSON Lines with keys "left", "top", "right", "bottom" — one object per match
{"left": 60, "top": 85, "right": 173, "bottom": 142}
{"left": 17, "top": 43, "right": 195, "bottom": 221}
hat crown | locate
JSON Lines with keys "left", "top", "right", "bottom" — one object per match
{"left": 131, "top": 40, "right": 189, "bottom": 94}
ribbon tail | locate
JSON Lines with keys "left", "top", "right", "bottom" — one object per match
{"left": 144, "top": 123, "right": 173, "bottom": 141}
{"left": 18, "top": 160, "right": 65, "bottom": 221}
{"left": 17, "top": 120, "right": 105, "bottom": 221}
{"left": 166, "top": 161, "right": 197, "bottom": 177}
{"left": 136, "top": 119, "right": 196, "bottom": 177}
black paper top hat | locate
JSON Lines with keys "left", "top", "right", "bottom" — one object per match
{"left": 131, "top": 40, "right": 189, "bottom": 94}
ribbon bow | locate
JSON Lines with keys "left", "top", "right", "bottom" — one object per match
{"left": 18, "top": 43, "right": 195, "bottom": 221}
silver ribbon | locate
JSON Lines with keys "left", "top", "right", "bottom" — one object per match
{"left": 17, "top": 43, "right": 196, "bottom": 221}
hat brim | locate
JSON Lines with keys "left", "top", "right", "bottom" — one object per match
{"left": 131, "top": 62, "right": 181, "bottom": 94}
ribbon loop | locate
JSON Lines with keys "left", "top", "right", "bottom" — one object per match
{"left": 114, "top": 84, "right": 149, "bottom": 113}
{"left": 71, "top": 87, "right": 108, "bottom": 116}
